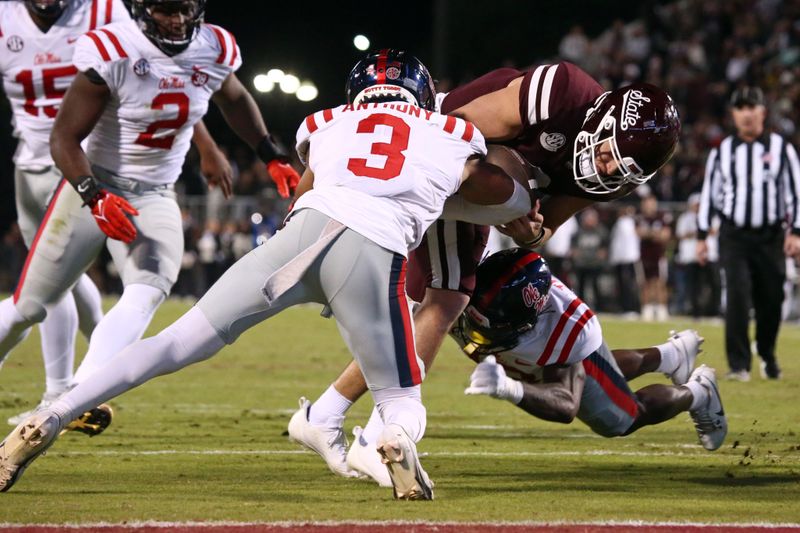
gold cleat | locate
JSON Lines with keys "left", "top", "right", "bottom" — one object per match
{"left": 60, "top": 404, "right": 113, "bottom": 437}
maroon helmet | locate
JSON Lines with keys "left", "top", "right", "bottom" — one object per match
{"left": 573, "top": 83, "right": 681, "bottom": 195}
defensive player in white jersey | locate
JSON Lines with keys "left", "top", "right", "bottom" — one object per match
{"left": 0, "top": 0, "right": 234, "bottom": 427}
{"left": 0, "top": 0, "right": 122, "bottom": 425}
{"left": 0, "top": 0, "right": 298, "bottom": 427}
{"left": 0, "top": 49, "right": 534, "bottom": 499}
{"left": 347, "top": 249, "right": 728, "bottom": 487}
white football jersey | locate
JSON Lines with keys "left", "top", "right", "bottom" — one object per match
{"left": 0, "top": 0, "right": 129, "bottom": 170}
{"left": 493, "top": 276, "right": 603, "bottom": 382}
{"left": 294, "top": 102, "right": 486, "bottom": 256}
{"left": 72, "top": 20, "right": 241, "bottom": 185}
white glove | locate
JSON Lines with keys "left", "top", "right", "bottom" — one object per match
{"left": 464, "top": 355, "right": 524, "bottom": 404}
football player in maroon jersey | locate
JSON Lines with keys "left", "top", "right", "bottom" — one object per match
{"left": 288, "top": 61, "right": 681, "bottom": 482}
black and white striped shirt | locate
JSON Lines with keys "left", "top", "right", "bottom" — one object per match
{"left": 698, "top": 132, "right": 800, "bottom": 237}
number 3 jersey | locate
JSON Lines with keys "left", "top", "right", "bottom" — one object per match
{"left": 0, "top": 0, "right": 129, "bottom": 170}
{"left": 72, "top": 19, "right": 241, "bottom": 185}
{"left": 294, "top": 103, "right": 487, "bottom": 257}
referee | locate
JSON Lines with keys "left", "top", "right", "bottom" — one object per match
{"left": 697, "top": 86, "right": 800, "bottom": 382}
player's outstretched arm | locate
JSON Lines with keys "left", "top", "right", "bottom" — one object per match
{"left": 211, "top": 73, "right": 300, "bottom": 199}
{"left": 448, "top": 79, "right": 524, "bottom": 141}
{"left": 448, "top": 157, "right": 532, "bottom": 225}
{"left": 50, "top": 71, "right": 138, "bottom": 244}
{"left": 192, "top": 121, "right": 233, "bottom": 198}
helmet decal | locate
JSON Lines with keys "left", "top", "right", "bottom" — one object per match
{"left": 346, "top": 49, "right": 436, "bottom": 111}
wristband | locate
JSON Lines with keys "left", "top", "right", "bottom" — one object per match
{"left": 74, "top": 175, "right": 103, "bottom": 207}
{"left": 519, "top": 227, "right": 546, "bottom": 248}
{"left": 256, "top": 135, "right": 289, "bottom": 164}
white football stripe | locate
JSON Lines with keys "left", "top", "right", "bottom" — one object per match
{"left": 539, "top": 64, "right": 559, "bottom": 121}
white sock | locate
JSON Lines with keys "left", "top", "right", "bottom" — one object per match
{"left": 309, "top": 385, "right": 352, "bottom": 428}
{"left": 0, "top": 297, "right": 33, "bottom": 365}
{"left": 359, "top": 405, "right": 385, "bottom": 445}
{"left": 72, "top": 283, "right": 165, "bottom": 385}
{"left": 50, "top": 306, "right": 225, "bottom": 423}
{"left": 685, "top": 380, "right": 708, "bottom": 411}
{"left": 39, "top": 294, "right": 78, "bottom": 395}
{"left": 72, "top": 274, "right": 104, "bottom": 340}
{"left": 655, "top": 340, "right": 680, "bottom": 374}
{"left": 373, "top": 385, "right": 426, "bottom": 443}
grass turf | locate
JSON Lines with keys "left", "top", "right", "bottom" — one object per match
{"left": 0, "top": 298, "right": 798, "bottom": 524}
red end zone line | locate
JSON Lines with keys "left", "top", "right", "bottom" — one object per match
{"left": 2, "top": 524, "right": 800, "bottom": 533}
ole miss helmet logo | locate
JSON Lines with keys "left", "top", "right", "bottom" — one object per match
{"left": 522, "top": 282, "right": 548, "bottom": 313}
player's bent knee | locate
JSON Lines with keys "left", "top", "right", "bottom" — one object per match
{"left": 13, "top": 298, "right": 47, "bottom": 325}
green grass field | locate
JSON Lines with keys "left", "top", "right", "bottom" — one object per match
{"left": 0, "top": 298, "right": 799, "bottom": 525}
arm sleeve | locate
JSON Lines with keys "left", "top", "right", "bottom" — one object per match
{"left": 697, "top": 148, "right": 720, "bottom": 238}
{"left": 782, "top": 141, "right": 800, "bottom": 235}
{"left": 519, "top": 62, "right": 603, "bottom": 127}
{"left": 72, "top": 33, "right": 116, "bottom": 87}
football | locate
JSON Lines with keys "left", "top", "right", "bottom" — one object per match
{"left": 485, "top": 144, "right": 536, "bottom": 192}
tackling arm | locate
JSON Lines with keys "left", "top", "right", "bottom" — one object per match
{"left": 498, "top": 193, "right": 595, "bottom": 249}
{"left": 449, "top": 156, "right": 532, "bottom": 225}
{"left": 448, "top": 79, "right": 525, "bottom": 141}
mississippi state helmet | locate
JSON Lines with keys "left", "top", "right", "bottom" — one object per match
{"left": 573, "top": 83, "right": 680, "bottom": 195}
{"left": 458, "top": 248, "right": 552, "bottom": 357}
{"left": 25, "top": 0, "right": 68, "bottom": 18}
{"left": 131, "top": 0, "right": 206, "bottom": 56}
{"left": 346, "top": 49, "right": 436, "bottom": 111}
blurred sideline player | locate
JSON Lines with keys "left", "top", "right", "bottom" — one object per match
{"left": 0, "top": 0, "right": 298, "bottom": 430}
{"left": 351, "top": 249, "right": 727, "bottom": 486}
{"left": 0, "top": 49, "right": 534, "bottom": 499}
{"left": 289, "top": 61, "right": 682, "bottom": 478}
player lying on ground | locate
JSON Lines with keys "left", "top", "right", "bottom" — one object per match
{"left": 0, "top": 49, "right": 535, "bottom": 500}
{"left": 288, "top": 60, "right": 682, "bottom": 478}
{"left": 0, "top": 0, "right": 299, "bottom": 432}
{"left": 344, "top": 249, "right": 728, "bottom": 487}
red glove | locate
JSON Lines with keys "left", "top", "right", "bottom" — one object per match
{"left": 91, "top": 191, "right": 139, "bottom": 244}
{"left": 267, "top": 160, "right": 301, "bottom": 199}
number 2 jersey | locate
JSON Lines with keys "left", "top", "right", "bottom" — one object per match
{"left": 0, "top": 0, "right": 128, "bottom": 170}
{"left": 295, "top": 103, "right": 487, "bottom": 257}
{"left": 72, "top": 19, "right": 241, "bottom": 185}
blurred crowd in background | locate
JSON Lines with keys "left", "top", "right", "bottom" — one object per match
{"left": 2, "top": 0, "right": 800, "bottom": 319}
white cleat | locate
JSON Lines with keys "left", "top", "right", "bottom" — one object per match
{"left": 688, "top": 365, "right": 727, "bottom": 451}
{"left": 7, "top": 391, "right": 61, "bottom": 427}
{"left": 0, "top": 412, "right": 61, "bottom": 492}
{"left": 377, "top": 424, "right": 434, "bottom": 500}
{"left": 666, "top": 329, "right": 704, "bottom": 385}
{"left": 346, "top": 426, "right": 392, "bottom": 488}
{"left": 287, "top": 397, "right": 358, "bottom": 478}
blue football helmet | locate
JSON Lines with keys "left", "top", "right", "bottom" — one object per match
{"left": 457, "top": 248, "right": 552, "bottom": 357}
{"left": 131, "top": 0, "right": 206, "bottom": 56}
{"left": 345, "top": 49, "right": 436, "bottom": 111}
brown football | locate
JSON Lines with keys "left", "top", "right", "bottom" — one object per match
{"left": 484, "top": 144, "right": 535, "bottom": 191}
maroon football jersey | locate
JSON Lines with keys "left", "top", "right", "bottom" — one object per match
{"left": 441, "top": 62, "right": 636, "bottom": 201}
{"left": 637, "top": 211, "right": 673, "bottom": 263}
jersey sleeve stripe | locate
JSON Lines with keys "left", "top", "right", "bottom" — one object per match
{"left": 526, "top": 65, "right": 547, "bottom": 125}
{"left": 536, "top": 297, "right": 581, "bottom": 366}
{"left": 209, "top": 25, "right": 228, "bottom": 64}
{"left": 89, "top": 0, "right": 99, "bottom": 30}
{"left": 539, "top": 64, "right": 558, "bottom": 121}
{"left": 322, "top": 108, "right": 334, "bottom": 123}
{"left": 555, "top": 307, "right": 595, "bottom": 364}
{"left": 86, "top": 31, "right": 111, "bottom": 61}
{"left": 461, "top": 121, "right": 475, "bottom": 142}
{"left": 104, "top": 0, "right": 113, "bottom": 24}
{"left": 443, "top": 115, "right": 457, "bottom": 134}
{"left": 305, "top": 113, "right": 319, "bottom": 134}
{"left": 98, "top": 29, "right": 128, "bottom": 58}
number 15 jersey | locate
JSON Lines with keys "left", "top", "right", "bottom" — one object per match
{"left": 72, "top": 19, "right": 241, "bottom": 185}
{"left": 295, "top": 102, "right": 486, "bottom": 256}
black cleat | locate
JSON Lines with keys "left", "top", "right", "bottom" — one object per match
{"left": 60, "top": 404, "right": 113, "bottom": 437}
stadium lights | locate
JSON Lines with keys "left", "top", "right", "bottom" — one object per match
{"left": 279, "top": 74, "right": 301, "bottom": 94}
{"left": 353, "top": 34, "right": 370, "bottom": 51}
{"left": 266, "top": 69, "right": 285, "bottom": 82}
{"left": 296, "top": 83, "right": 318, "bottom": 102}
{"left": 253, "top": 74, "right": 274, "bottom": 93}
